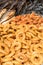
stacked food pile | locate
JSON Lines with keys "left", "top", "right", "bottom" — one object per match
{"left": 0, "top": 12, "right": 43, "bottom": 65}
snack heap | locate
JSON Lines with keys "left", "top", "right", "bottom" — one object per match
{"left": 0, "top": 12, "right": 43, "bottom": 65}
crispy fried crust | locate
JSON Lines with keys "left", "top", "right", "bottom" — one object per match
{"left": 2, "top": 12, "right": 43, "bottom": 25}
{"left": 10, "top": 12, "right": 43, "bottom": 25}
{"left": 0, "top": 12, "right": 43, "bottom": 65}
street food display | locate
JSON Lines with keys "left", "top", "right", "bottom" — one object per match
{"left": 0, "top": 12, "right": 43, "bottom": 65}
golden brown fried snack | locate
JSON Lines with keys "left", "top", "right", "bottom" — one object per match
{"left": 0, "top": 12, "right": 43, "bottom": 65}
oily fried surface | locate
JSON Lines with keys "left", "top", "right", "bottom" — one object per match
{"left": 0, "top": 13, "right": 43, "bottom": 65}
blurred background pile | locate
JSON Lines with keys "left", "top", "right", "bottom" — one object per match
{"left": 0, "top": 0, "right": 43, "bottom": 23}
